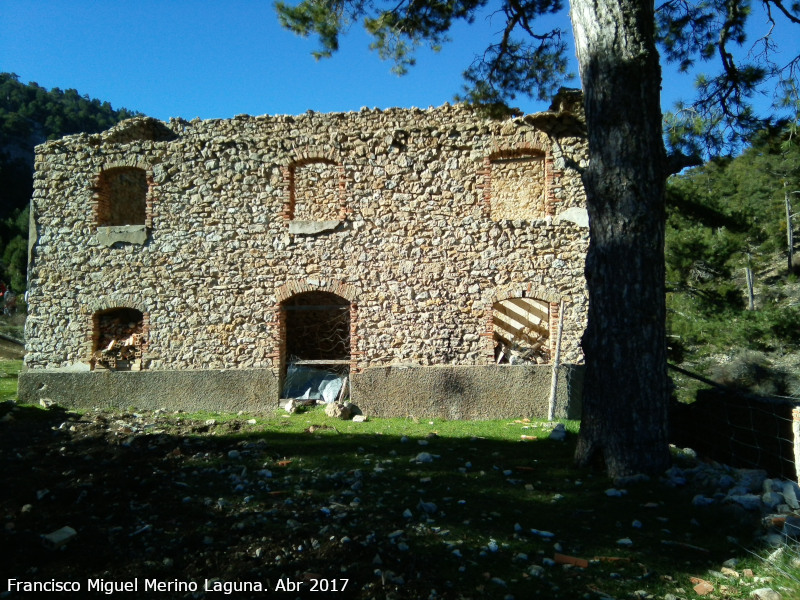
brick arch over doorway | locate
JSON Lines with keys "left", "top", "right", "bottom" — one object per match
{"left": 282, "top": 291, "right": 350, "bottom": 363}
{"left": 270, "top": 280, "right": 361, "bottom": 383}
{"left": 84, "top": 295, "right": 151, "bottom": 362}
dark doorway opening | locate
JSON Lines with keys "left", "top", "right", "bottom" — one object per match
{"left": 281, "top": 291, "right": 350, "bottom": 402}
{"left": 283, "top": 291, "right": 350, "bottom": 361}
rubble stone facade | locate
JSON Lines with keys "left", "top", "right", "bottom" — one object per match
{"left": 21, "top": 91, "right": 589, "bottom": 418}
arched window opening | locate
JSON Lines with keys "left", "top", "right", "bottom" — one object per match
{"left": 490, "top": 153, "right": 547, "bottom": 221}
{"left": 493, "top": 297, "right": 550, "bottom": 364}
{"left": 281, "top": 291, "right": 350, "bottom": 402}
{"left": 92, "top": 307, "right": 146, "bottom": 371}
{"left": 96, "top": 167, "right": 148, "bottom": 227}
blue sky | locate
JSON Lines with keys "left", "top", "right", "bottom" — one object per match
{"left": 1, "top": 0, "right": 794, "bottom": 122}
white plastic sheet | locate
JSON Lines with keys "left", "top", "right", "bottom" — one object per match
{"left": 283, "top": 364, "right": 346, "bottom": 403}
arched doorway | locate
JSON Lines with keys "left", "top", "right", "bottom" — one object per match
{"left": 281, "top": 291, "right": 350, "bottom": 402}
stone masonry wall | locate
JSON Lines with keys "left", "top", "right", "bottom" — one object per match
{"left": 25, "top": 93, "right": 589, "bottom": 392}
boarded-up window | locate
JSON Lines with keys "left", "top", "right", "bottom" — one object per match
{"left": 291, "top": 161, "right": 340, "bottom": 221}
{"left": 493, "top": 298, "right": 550, "bottom": 364}
{"left": 490, "top": 155, "right": 546, "bottom": 221}
{"left": 96, "top": 167, "right": 148, "bottom": 226}
{"left": 92, "top": 307, "right": 146, "bottom": 371}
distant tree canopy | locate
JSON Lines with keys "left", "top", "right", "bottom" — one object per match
{"left": 0, "top": 72, "right": 139, "bottom": 145}
{"left": 666, "top": 126, "right": 800, "bottom": 359}
{"left": 0, "top": 72, "right": 141, "bottom": 292}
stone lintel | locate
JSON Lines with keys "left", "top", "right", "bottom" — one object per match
{"left": 96, "top": 225, "right": 148, "bottom": 246}
{"left": 288, "top": 220, "right": 341, "bottom": 235}
{"left": 554, "top": 207, "right": 589, "bottom": 228}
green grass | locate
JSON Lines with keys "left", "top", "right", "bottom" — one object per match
{"left": 756, "top": 544, "right": 800, "bottom": 595}
{"left": 182, "top": 405, "right": 579, "bottom": 441}
{"left": 0, "top": 359, "right": 22, "bottom": 401}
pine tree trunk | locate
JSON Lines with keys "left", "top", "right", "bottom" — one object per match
{"left": 570, "top": 0, "right": 672, "bottom": 477}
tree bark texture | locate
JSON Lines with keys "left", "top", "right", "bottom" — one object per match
{"left": 570, "top": 0, "right": 672, "bottom": 477}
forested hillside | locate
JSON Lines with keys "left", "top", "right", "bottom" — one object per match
{"left": 0, "top": 73, "right": 140, "bottom": 292}
{"left": 666, "top": 127, "right": 800, "bottom": 397}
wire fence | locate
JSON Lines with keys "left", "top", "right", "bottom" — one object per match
{"left": 670, "top": 363, "right": 800, "bottom": 481}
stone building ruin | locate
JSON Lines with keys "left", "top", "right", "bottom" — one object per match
{"left": 20, "top": 90, "right": 589, "bottom": 419}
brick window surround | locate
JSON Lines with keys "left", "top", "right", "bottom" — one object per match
{"left": 282, "top": 158, "right": 347, "bottom": 224}
{"left": 480, "top": 144, "right": 561, "bottom": 220}
{"left": 93, "top": 166, "right": 154, "bottom": 228}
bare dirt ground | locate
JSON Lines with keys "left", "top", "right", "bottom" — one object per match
{"left": 0, "top": 312, "right": 25, "bottom": 360}
{"left": 0, "top": 337, "right": 24, "bottom": 360}
{"left": 1, "top": 406, "right": 376, "bottom": 599}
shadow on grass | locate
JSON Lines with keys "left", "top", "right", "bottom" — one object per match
{"left": 0, "top": 403, "right": 765, "bottom": 599}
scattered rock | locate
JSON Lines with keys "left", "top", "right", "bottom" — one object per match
{"left": 41, "top": 526, "right": 77, "bottom": 549}
{"left": 527, "top": 565, "right": 545, "bottom": 577}
{"left": 417, "top": 500, "right": 437, "bottom": 515}
{"left": 751, "top": 588, "right": 781, "bottom": 600}
{"left": 325, "top": 402, "right": 352, "bottom": 419}
{"left": 548, "top": 423, "right": 566, "bottom": 441}
{"left": 785, "top": 516, "right": 800, "bottom": 540}
{"left": 722, "top": 558, "right": 739, "bottom": 568}
{"left": 782, "top": 481, "right": 800, "bottom": 509}
{"left": 692, "top": 494, "right": 715, "bottom": 507}
{"left": 762, "top": 490, "right": 783, "bottom": 509}
{"left": 739, "top": 470, "right": 769, "bottom": 493}
{"left": 691, "top": 577, "right": 714, "bottom": 596}
{"left": 728, "top": 494, "right": 763, "bottom": 511}
{"left": 530, "top": 529, "right": 555, "bottom": 539}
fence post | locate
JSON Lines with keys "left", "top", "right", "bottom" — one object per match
{"left": 548, "top": 300, "right": 565, "bottom": 422}
{"left": 793, "top": 407, "right": 800, "bottom": 484}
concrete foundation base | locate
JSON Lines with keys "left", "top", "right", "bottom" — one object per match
{"left": 19, "top": 364, "right": 583, "bottom": 420}
{"left": 18, "top": 369, "right": 280, "bottom": 414}
{"left": 352, "top": 364, "right": 583, "bottom": 420}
